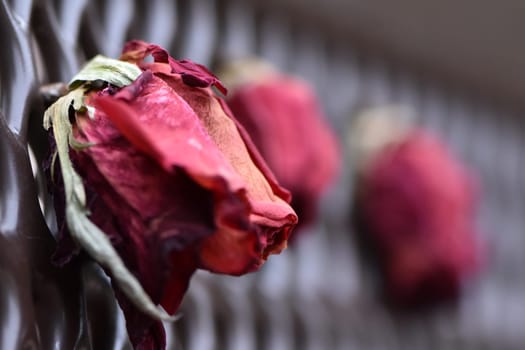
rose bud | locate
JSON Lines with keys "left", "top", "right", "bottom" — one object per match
{"left": 219, "top": 59, "right": 340, "bottom": 234}
{"left": 44, "top": 41, "right": 297, "bottom": 348}
{"left": 350, "top": 106, "right": 482, "bottom": 307}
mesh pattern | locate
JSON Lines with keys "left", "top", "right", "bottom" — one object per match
{"left": 0, "top": 0, "right": 523, "bottom": 349}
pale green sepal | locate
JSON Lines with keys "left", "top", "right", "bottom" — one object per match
{"left": 69, "top": 136, "right": 95, "bottom": 151}
{"left": 68, "top": 55, "right": 142, "bottom": 89}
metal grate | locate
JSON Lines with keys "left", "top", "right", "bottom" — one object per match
{"left": 1, "top": 0, "right": 524, "bottom": 349}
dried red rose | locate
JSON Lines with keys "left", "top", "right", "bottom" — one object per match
{"left": 356, "top": 129, "right": 481, "bottom": 307}
{"left": 47, "top": 42, "right": 297, "bottom": 348}
{"left": 222, "top": 61, "right": 340, "bottom": 233}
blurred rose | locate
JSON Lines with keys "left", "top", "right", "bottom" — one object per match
{"left": 50, "top": 42, "right": 297, "bottom": 348}
{"left": 222, "top": 60, "right": 340, "bottom": 233}
{"left": 356, "top": 129, "right": 481, "bottom": 306}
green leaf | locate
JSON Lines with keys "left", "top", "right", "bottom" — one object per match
{"left": 68, "top": 55, "right": 142, "bottom": 90}
{"left": 43, "top": 86, "right": 177, "bottom": 322}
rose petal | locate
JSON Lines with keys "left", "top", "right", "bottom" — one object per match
{"left": 227, "top": 76, "right": 340, "bottom": 231}
{"left": 358, "top": 130, "right": 481, "bottom": 306}
{"left": 120, "top": 40, "right": 227, "bottom": 94}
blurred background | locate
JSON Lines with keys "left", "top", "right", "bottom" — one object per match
{"left": 1, "top": 0, "right": 524, "bottom": 349}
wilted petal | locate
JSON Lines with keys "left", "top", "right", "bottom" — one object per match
{"left": 120, "top": 40, "right": 227, "bottom": 94}
{"left": 357, "top": 130, "right": 482, "bottom": 306}
{"left": 227, "top": 74, "right": 340, "bottom": 231}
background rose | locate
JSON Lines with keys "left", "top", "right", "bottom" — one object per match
{"left": 355, "top": 130, "right": 482, "bottom": 307}
{"left": 223, "top": 61, "right": 340, "bottom": 234}
{"left": 49, "top": 42, "right": 297, "bottom": 349}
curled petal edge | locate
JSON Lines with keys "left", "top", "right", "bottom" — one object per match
{"left": 121, "top": 40, "right": 227, "bottom": 94}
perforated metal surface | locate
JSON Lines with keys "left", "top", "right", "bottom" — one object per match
{"left": 0, "top": 1, "right": 524, "bottom": 349}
